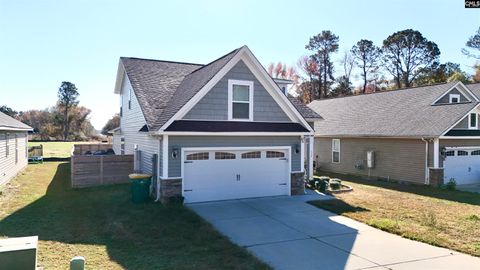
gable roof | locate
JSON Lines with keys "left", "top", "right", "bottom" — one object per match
{"left": 308, "top": 82, "right": 479, "bottom": 137}
{"left": 467, "top": 82, "right": 480, "bottom": 100}
{"left": 116, "top": 46, "right": 314, "bottom": 133}
{"left": 288, "top": 97, "right": 322, "bottom": 120}
{"left": 120, "top": 57, "right": 203, "bottom": 129}
{"left": 0, "top": 112, "right": 32, "bottom": 131}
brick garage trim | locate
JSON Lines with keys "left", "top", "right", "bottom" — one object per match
{"left": 291, "top": 172, "right": 305, "bottom": 195}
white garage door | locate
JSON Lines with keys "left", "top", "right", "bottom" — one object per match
{"left": 443, "top": 148, "right": 480, "bottom": 185}
{"left": 183, "top": 147, "right": 291, "bottom": 203}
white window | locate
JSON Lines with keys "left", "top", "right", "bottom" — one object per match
{"left": 469, "top": 113, "right": 478, "bottom": 129}
{"left": 332, "top": 139, "right": 340, "bottom": 163}
{"left": 228, "top": 80, "right": 253, "bottom": 121}
{"left": 449, "top": 94, "right": 460, "bottom": 103}
{"left": 458, "top": 150, "right": 469, "bottom": 156}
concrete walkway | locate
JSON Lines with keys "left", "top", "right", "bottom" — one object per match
{"left": 188, "top": 194, "right": 480, "bottom": 270}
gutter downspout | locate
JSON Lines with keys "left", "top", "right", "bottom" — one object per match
{"left": 421, "top": 138, "right": 429, "bottom": 185}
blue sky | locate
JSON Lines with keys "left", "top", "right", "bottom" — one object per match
{"left": 1, "top": 0, "right": 479, "bottom": 129}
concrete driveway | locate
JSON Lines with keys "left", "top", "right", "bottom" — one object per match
{"left": 188, "top": 194, "right": 480, "bottom": 270}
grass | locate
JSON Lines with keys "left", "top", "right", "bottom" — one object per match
{"left": 309, "top": 172, "right": 480, "bottom": 257}
{"left": 0, "top": 162, "right": 269, "bottom": 269}
{"left": 28, "top": 141, "right": 96, "bottom": 158}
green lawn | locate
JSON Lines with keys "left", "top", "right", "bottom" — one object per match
{"left": 0, "top": 162, "right": 268, "bottom": 269}
{"left": 28, "top": 141, "right": 95, "bottom": 158}
{"left": 310, "top": 172, "right": 480, "bottom": 257}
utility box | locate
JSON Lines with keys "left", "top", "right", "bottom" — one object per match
{"left": 367, "top": 151, "right": 375, "bottom": 168}
{"left": 0, "top": 236, "right": 38, "bottom": 270}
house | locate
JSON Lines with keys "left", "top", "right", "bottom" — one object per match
{"left": 112, "top": 46, "right": 320, "bottom": 203}
{"left": 308, "top": 81, "right": 480, "bottom": 187}
{"left": 0, "top": 112, "right": 32, "bottom": 185}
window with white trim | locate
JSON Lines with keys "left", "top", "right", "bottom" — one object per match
{"left": 332, "top": 139, "right": 340, "bottom": 163}
{"left": 228, "top": 80, "right": 253, "bottom": 121}
{"left": 458, "top": 150, "right": 469, "bottom": 156}
{"left": 449, "top": 94, "right": 460, "bottom": 103}
{"left": 469, "top": 113, "right": 478, "bottom": 129}
{"left": 266, "top": 151, "right": 285, "bottom": 158}
{"left": 186, "top": 152, "right": 209, "bottom": 160}
{"left": 241, "top": 151, "right": 261, "bottom": 159}
{"left": 444, "top": 150, "right": 455, "bottom": 156}
{"left": 471, "top": 150, "right": 480, "bottom": 155}
{"left": 215, "top": 152, "right": 236, "bottom": 160}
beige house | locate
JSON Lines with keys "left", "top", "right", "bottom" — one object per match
{"left": 0, "top": 112, "right": 32, "bottom": 185}
{"left": 308, "top": 81, "right": 480, "bottom": 186}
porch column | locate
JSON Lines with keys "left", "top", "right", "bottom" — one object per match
{"left": 300, "top": 136, "right": 305, "bottom": 173}
{"left": 308, "top": 135, "right": 314, "bottom": 179}
{"left": 433, "top": 138, "right": 440, "bottom": 168}
{"left": 162, "top": 135, "right": 169, "bottom": 178}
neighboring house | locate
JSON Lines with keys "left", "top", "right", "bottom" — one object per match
{"left": 308, "top": 81, "right": 480, "bottom": 186}
{"left": 0, "top": 112, "right": 32, "bottom": 185}
{"left": 112, "top": 46, "right": 320, "bottom": 203}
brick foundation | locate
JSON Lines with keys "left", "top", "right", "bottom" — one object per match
{"left": 291, "top": 172, "right": 305, "bottom": 195}
{"left": 429, "top": 168, "right": 444, "bottom": 187}
{"left": 160, "top": 178, "right": 182, "bottom": 204}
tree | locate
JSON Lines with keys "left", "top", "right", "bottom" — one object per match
{"left": 0, "top": 105, "right": 18, "bottom": 118}
{"left": 102, "top": 114, "right": 120, "bottom": 135}
{"left": 330, "top": 75, "right": 352, "bottom": 97}
{"left": 473, "top": 64, "right": 480, "bottom": 83}
{"left": 462, "top": 27, "right": 480, "bottom": 59}
{"left": 351, "top": 39, "right": 381, "bottom": 93}
{"left": 305, "top": 30, "right": 339, "bottom": 98}
{"left": 57, "top": 81, "right": 79, "bottom": 141}
{"left": 414, "top": 62, "right": 463, "bottom": 85}
{"left": 382, "top": 29, "right": 440, "bottom": 88}
{"left": 447, "top": 71, "right": 470, "bottom": 84}
{"left": 296, "top": 56, "right": 320, "bottom": 102}
{"left": 266, "top": 61, "right": 301, "bottom": 94}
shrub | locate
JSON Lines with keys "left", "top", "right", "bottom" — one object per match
{"left": 329, "top": 178, "right": 342, "bottom": 190}
{"left": 441, "top": 178, "right": 456, "bottom": 191}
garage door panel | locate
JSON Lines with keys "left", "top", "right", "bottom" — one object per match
{"left": 444, "top": 148, "right": 480, "bottom": 185}
{"left": 183, "top": 148, "right": 290, "bottom": 203}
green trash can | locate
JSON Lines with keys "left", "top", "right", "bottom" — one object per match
{"left": 129, "top": 174, "right": 152, "bottom": 203}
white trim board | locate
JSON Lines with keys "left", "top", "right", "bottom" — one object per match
{"left": 440, "top": 103, "right": 480, "bottom": 136}
{"left": 158, "top": 132, "right": 308, "bottom": 136}
{"left": 227, "top": 79, "right": 254, "bottom": 121}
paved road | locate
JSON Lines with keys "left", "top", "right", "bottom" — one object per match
{"left": 188, "top": 194, "right": 480, "bottom": 270}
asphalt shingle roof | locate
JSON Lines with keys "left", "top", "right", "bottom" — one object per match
{"left": 308, "top": 82, "right": 479, "bottom": 137}
{"left": 0, "top": 112, "right": 32, "bottom": 131}
{"left": 288, "top": 97, "right": 322, "bottom": 119}
{"left": 121, "top": 46, "right": 316, "bottom": 130}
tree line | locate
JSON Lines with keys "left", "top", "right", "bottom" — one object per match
{"left": 269, "top": 27, "right": 480, "bottom": 103}
{"left": 1, "top": 82, "right": 97, "bottom": 141}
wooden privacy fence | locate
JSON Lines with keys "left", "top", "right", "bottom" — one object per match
{"left": 72, "top": 143, "right": 113, "bottom": 155}
{"left": 71, "top": 144, "right": 134, "bottom": 188}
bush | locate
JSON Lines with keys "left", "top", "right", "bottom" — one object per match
{"left": 442, "top": 178, "right": 456, "bottom": 191}
{"left": 329, "top": 178, "right": 342, "bottom": 190}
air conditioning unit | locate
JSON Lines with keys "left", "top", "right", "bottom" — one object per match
{"left": 367, "top": 151, "right": 375, "bottom": 168}
{"left": 0, "top": 236, "right": 38, "bottom": 270}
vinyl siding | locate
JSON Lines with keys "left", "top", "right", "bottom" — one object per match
{"left": 0, "top": 131, "right": 28, "bottom": 185}
{"left": 435, "top": 87, "right": 470, "bottom": 104}
{"left": 182, "top": 60, "right": 290, "bottom": 122}
{"left": 168, "top": 136, "right": 301, "bottom": 177}
{"left": 120, "top": 74, "right": 159, "bottom": 174}
{"left": 315, "top": 137, "right": 426, "bottom": 184}
{"left": 451, "top": 106, "right": 480, "bottom": 130}
{"left": 112, "top": 132, "right": 121, "bottom": 154}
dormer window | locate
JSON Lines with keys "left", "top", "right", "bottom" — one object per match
{"left": 449, "top": 94, "right": 460, "bottom": 103}
{"left": 228, "top": 80, "right": 253, "bottom": 121}
{"left": 469, "top": 113, "right": 478, "bottom": 129}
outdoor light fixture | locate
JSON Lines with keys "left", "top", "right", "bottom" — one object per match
{"left": 295, "top": 144, "right": 300, "bottom": 154}
{"left": 171, "top": 147, "right": 179, "bottom": 159}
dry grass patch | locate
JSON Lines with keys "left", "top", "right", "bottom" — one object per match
{"left": 309, "top": 172, "right": 480, "bottom": 257}
{"left": 0, "top": 162, "right": 269, "bottom": 269}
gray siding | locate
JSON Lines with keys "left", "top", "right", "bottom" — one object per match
{"left": 120, "top": 74, "right": 159, "bottom": 174}
{"left": 183, "top": 60, "right": 290, "bottom": 122}
{"left": 315, "top": 137, "right": 426, "bottom": 184}
{"left": 0, "top": 131, "right": 28, "bottom": 185}
{"left": 168, "top": 136, "right": 302, "bottom": 177}
{"left": 452, "top": 116, "right": 469, "bottom": 129}
{"left": 435, "top": 87, "right": 470, "bottom": 104}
